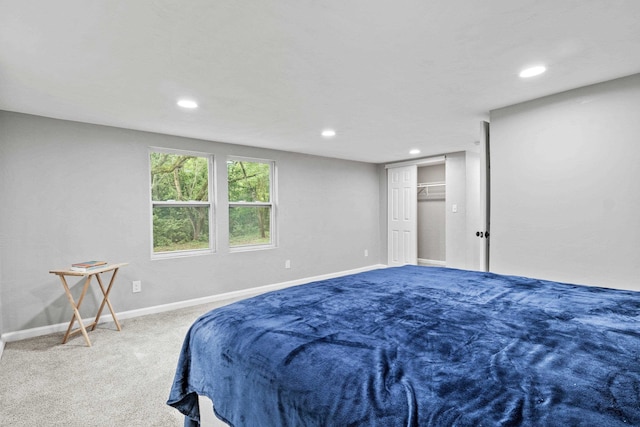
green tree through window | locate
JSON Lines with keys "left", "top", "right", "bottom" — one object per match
{"left": 150, "top": 151, "right": 212, "bottom": 254}
{"left": 227, "top": 159, "right": 274, "bottom": 247}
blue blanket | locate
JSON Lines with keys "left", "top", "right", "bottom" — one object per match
{"left": 168, "top": 266, "right": 640, "bottom": 426}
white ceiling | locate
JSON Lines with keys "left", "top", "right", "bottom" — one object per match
{"left": 1, "top": 1, "right": 639, "bottom": 163}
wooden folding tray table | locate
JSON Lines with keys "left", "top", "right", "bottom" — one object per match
{"left": 49, "top": 263, "right": 128, "bottom": 347}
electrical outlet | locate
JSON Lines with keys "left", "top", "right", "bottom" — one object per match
{"left": 132, "top": 280, "right": 142, "bottom": 293}
{"left": 364, "top": 249, "right": 369, "bottom": 257}
{"left": 285, "top": 260, "right": 291, "bottom": 269}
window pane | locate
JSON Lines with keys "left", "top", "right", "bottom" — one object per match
{"left": 153, "top": 206, "right": 210, "bottom": 253}
{"left": 229, "top": 206, "right": 271, "bottom": 247}
{"left": 227, "top": 161, "right": 270, "bottom": 202}
{"left": 151, "top": 153, "right": 209, "bottom": 202}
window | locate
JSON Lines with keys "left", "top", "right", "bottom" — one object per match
{"left": 227, "top": 158, "right": 275, "bottom": 249}
{"left": 150, "top": 149, "right": 213, "bottom": 257}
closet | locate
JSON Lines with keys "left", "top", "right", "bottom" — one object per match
{"left": 417, "top": 163, "right": 446, "bottom": 266}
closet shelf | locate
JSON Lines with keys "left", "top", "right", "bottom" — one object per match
{"left": 417, "top": 181, "right": 446, "bottom": 199}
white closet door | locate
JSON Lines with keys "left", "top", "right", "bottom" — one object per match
{"left": 387, "top": 164, "right": 417, "bottom": 266}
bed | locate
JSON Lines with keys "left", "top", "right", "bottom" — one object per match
{"left": 168, "top": 266, "right": 640, "bottom": 426}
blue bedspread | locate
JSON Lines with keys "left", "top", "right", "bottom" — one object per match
{"left": 168, "top": 266, "right": 640, "bottom": 426}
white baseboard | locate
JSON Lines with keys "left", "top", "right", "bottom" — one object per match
{"left": 0, "top": 264, "right": 387, "bottom": 344}
{"left": 417, "top": 258, "right": 446, "bottom": 267}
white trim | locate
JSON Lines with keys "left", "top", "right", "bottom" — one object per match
{"left": 152, "top": 201, "right": 211, "bottom": 207}
{"left": 0, "top": 264, "right": 387, "bottom": 344}
{"left": 0, "top": 339, "right": 4, "bottom": 361}
{"left": 385, "top": 155, "right": 446, "bottom": 169}
{"left": 417, "top": 258, "right": 446, "bottom": 267}
{"left": 151, "top": 248, "right": 214, "bottom": 260}
{"left": 228, "top": 243, "right": 276, "bottom": 253}
{"left": 149, "top": 146, "right": 213, "bottom": 157}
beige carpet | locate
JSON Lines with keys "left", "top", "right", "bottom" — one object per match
{"left": 0, "top": 298, "right": 243, "bottom": 426}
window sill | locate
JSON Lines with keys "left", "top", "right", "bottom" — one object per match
{"left": 151, "top": 248, "right": 214, "bottom": 260}
{"left": 229, "top": 244, "right": 276, "bottom": 253}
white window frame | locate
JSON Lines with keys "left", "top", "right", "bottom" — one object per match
{"left": 227, "top": 156, "right": 277, "bottom": 252}
{"left": 149, "top": 147, "right": 215, "bottom": 259}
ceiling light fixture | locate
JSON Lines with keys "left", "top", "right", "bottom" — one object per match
{"left": 409, "top": 149, "right": 421, "bottom": 155}
{"left": 321, "top": 129, "right": 336, "bottom": 138}
{"left": 519, "top": 65, "right": 546, "bottom": 78}
{"left": 177, "top": 99, "right": 198, "bottom": 109}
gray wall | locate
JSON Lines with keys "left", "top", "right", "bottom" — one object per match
{"left": 444, "top": 152, "right": 469, "bottom": 269}
{"left": 0, "top": 111, "right": 382, "bottom": 334}
{"left": 464, "top": 150, "right": 481, "bottom": 270}
{"left": 490, "top": 73, "right": 640, "bottom": 290}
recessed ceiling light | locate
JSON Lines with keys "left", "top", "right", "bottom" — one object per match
{"left": 177, "top": 99, "right": 198, "bottom": 109}
{"left": 519, "top": 65, "right": 546, "bottom": 78}
{"left": 321, "top": 129, "right": 336, "bottom": 138}
{"left": 409, "top": 149, "right": 421, "bottom": 155}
